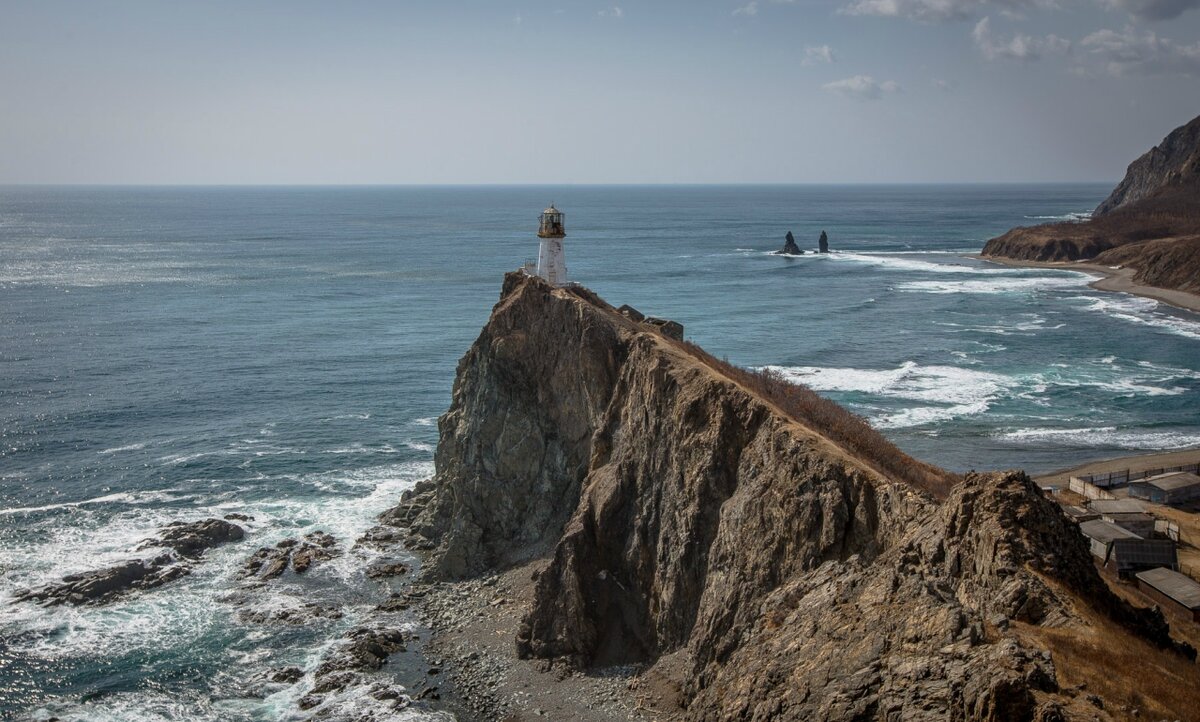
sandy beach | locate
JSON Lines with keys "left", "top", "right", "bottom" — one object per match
{"left": 974, "top": 255, "right": 1200, "bottom": 314}
{"left": 1034, "top": 447, "right": 1200, "bottom": 487}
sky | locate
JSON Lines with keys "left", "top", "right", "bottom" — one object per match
{"left": 1, "top": 0, "right": 1198, "bottom": 184}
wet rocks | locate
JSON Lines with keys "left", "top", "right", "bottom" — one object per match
{"left": 237, "top": 601, "right": 344, "bottom": 625}
{"left": 14, "top": 554, "right": 187, "bottom": 606}
{"left": 240, "top": 531, "right": 340, "bottom": 580}
{"left": 366, "top": 559, "right": 410, "bottom": 579}
{"left": 146, "top": 518, "right": 244, "bottom": 558}
{"left": 318, "top": 627, "right": 408, "bottom": 676}
{"left": 818, "top": 230, "right": 829, "bottom": 253}
{"left": 778, "top": 231, "right": 804, "bottom": 255}
{"left": 13, "top": 518, "right": 244, "bottom": 606}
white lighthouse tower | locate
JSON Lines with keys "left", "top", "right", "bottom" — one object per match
{"left": 535, "top": 205, "right": 568, "bottom": 287}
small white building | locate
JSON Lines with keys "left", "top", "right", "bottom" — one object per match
{"left": 534, "top": 205, "right": 568, "bottom": 287}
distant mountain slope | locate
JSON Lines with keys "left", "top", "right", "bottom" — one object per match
{"left": 1095, "top": 114, "right": 1200, "bottom": 216}
{"left": 982, "top": 114, "right": 1200, "bottom": 295}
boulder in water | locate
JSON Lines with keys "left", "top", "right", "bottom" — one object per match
{"left": 818, "top": 230, "right": 829, "bottom": 253}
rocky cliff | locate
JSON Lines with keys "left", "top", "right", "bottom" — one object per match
{"left": 397, "top": 272, "right": 1195, "bottom": 721}
{"left": 982, "top": 114, "right": 1200, "bottom": 294}
{"left": 1095, "top": 114, "right": 1200, "bottom": 216}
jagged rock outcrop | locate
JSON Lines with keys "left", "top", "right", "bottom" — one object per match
{"left": 240, "top": 531, "right": 340, "bottom": 581}
{"left": 1095, "top": 114, "right": 1200, "bottom": 216}
{"left": 819, "top": 230, "right": 830, "bottom": 253}
{"left": 400, "top": 272, "right": 1193, "bottom": 721}
{"left": 982, "top": 114, "right": 1200, "bottom": 294}
{"left": 779, "top": 231, "right": 804, "bottom": 255}
{"left": 14, "top": 518, "right": 244, "bottom": 606}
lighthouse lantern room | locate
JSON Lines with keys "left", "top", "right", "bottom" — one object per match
{"left": 535, "top": 205, "right": 568, "bottom": 287}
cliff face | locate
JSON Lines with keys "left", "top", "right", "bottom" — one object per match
{"left": 399, "top": 272, "right": 1190, "bottom": 721}
{"left": 1095, "top": 114, "right": 1200, "bottom": 216}
{"left": 981, "top": 114, "right": 1200, "bottom": 293}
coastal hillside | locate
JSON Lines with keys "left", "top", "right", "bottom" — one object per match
{"left": 395, "top": 272, "right": 1198, "bottom": 721}
{"left": 982, "top": 114, "right": 1200, "bottom": 293}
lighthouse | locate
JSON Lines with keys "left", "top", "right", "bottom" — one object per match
{"left": 535, "top": 205, "right": 568, "bottom": 287}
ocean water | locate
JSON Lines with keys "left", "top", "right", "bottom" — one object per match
{"left": 2, "top": 185, "right": 1199, "bottom": 719}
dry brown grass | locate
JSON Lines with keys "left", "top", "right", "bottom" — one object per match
{"left": 1018, "top": 593, "right": 1200, "bottom": 721}
{"left": 673, "top": 339, "right": 959, "bottom": 500}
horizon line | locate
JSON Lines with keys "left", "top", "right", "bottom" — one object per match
{"left": 0, "top": 181, "right": 1115, "bottom": 188}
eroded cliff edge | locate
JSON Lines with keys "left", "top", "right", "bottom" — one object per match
{"left": 393, "top": 272, "right": 1194, "bottom": 721}
{"left": 981, "top": 114, "right": 1200, "bottom": 295}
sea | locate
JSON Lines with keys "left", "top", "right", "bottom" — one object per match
{"left": 2, "top": 185, "right": 1199, "bottom": 720}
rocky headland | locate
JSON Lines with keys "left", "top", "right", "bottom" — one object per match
{"left": 981, "top": 114, "right": 1200, "bottom": 300}
{"left": 387, "top": 271, "right": 1200, "bottom": 721}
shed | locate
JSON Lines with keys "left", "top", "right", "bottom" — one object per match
{"left": 1087, "top": 499, "right": 1147, "bottom": 515}
{"left": 1136, "top": 567, "right": 1200, "bottom": 622}
{"left": 1101, "top": 512, "right": 1157, "bottom": 538}
{"left": 1108, "top": 539, "right": 1178, "bottom": 577}
{"left": 644, "top": 317, "right": 684, "bottom": 341}
{"left": 1080, "top": 519, "right": 1141, "bottom": 560}
{"left": 617, "top": 304, "right": 645, "bottom": 322}
{"left": 1078, "top": 520, "right": 1177, "bottom": 577}
{"left": 1128, "top": 472, "right": 1200, "bottom": 505}
{"left": 1061, "top": 505, "right": 1099, "bottom": 524}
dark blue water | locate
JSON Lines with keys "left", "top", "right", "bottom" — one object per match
{"left": 2, "top": 185, "right": 1198, "bottom": 720}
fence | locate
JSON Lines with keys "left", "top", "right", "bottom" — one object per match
{"left": 1076, "top": 462, "right": 1200, "bottom": 488}
{"left": 1069, "top": 476, "right": 1118, "bottom": 500}
{"left": 1155, "top": 519, "right": 1181, "bottom": 543}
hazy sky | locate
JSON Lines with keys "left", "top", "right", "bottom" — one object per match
{"left": 1, "top": 0, "right": 1198, "bottom": 183}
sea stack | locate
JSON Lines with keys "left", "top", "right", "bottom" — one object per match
{"left": 818, "top": 230, "right": 829, "bottom": 253}
{"left": 779, "top": 231, "right": 803, "bottom": 255}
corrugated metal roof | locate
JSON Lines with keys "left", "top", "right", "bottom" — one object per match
{"left": 1088, "top": 499, "right": 1147, "bottom": 514}
{"left": 1137, "top": 567, "right": 1200, "bottom": 610}
{"left": 1143, "top": 472, "right": 1200, "bottom": 492}
{"left": 1080, "top": 519, "right": 1142, "bottom": 543}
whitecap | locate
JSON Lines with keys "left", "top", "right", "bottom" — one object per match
{"left": 761, "top": 362, "right": 1017, "bottom": 429}
{"left": 897, "top": 274, "right": 1091, "bottom": 295}
{"left": 1071, "top": 294, "right": 1200, "bottom": 341}
{"left": 997, "top": 427, "right": 1200, "bottom": 450}
{"left": 98, "top": 441, "right": 147, "bottom": 454}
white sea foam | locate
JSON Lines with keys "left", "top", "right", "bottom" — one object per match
{"left": 897, "top": 274, "right": 1091, "bottom": 295}
{"left": 1022, "top": 211, "right": 1092, "bottom": 221}
{"left": 0, "top": 490, "right": 187, "bottom": 517}
{"left": 1072, "top": 295, "right": 1200, "bottom": 341}
{"left": 412, "top": 417, "right": 437, "bottom": 426}
{"left": 98, "top": 441, "right": 148, "bottom": 454}
{"left": 826, "top": 251, "right": 1003, "bottom": 275}
{"left": 762, "top": 362, "right": 1016, "bottom": 429}
{"left": 997, "top": 427, "right": 1200, "bottom": 450}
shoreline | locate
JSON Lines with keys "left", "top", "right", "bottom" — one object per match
{"left": 1032, "top": 446, "right": 1200, "bottom": 487}
{"left": 971, "top": 254, "right": 1200, "bottom": 314}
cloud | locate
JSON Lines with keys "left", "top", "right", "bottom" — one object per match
{"left": 733, "top": 1, "right": 759, "bottom": 15}
{"left": 1106, "top": 0, "right": 1200, "bottom": 20}
{"left": 841, "top": 0, "right": 1045, "bottom": 22}
{"left": 598, "top": 6, "right": 624, "bottom": 18}
{"left": 822, "top": 75, "right": 901, "bottom": 99}
{"left": 972, "top": 16, "right": 1070, "bottom": 60}
{"left": 802, "top": 45, "right": 836, "bottom": 64}
{"left": 1082, "top": 26, "right": 1200, "bottom": 75}
{"left": 932, "top": 78, "right": 954, "bottom": 90}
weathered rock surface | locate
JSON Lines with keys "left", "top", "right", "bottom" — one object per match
{"left": 819, "top": 229, "right": 830, "bottom": 253}
{"left": 14, "top": 518, "right": 244, "bottom": 606}
{"left": 1095, "top": 114, "right": 1200, "bottom": 216}
{"left": 779, "top": 230, "right": 804, "bottom": 255}
{"left": 402, "top": 272, "right": 1193, "bottom": 721}
{"left": 240, "top": 531, "right": 340, "bottom": 580}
